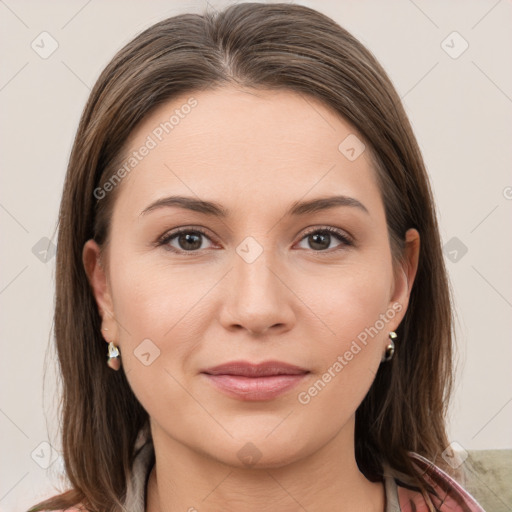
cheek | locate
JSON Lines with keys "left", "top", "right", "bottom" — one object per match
{"left": 300, "top": 258, "right": 393, "bottom": 394}
{"left": 107, "top": 255, "right": 208, "bottom": 419}
{"left": 109, "top": 248, "right": 211, "bottom": 337}
{"left": 312, "top": 256, "right": 393, "bottom": 341}
{"left": 294, "top": 297, "right": 388, "bottom": 433}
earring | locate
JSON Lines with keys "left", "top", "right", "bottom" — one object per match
{"left": 107, "top": 341, "right": 121, "bottom": 371}
{"left": 381, "top": 331, "right": 397, "bottom": 362}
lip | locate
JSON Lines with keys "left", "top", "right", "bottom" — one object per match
{"left": 201, "top": 360, "right": 309, "bottom": 377}
{"left": 200, "top": 360, "right": 310, "bottom": 401}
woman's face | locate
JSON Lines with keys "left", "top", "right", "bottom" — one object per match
{"left": 84, "top": 86, "right": 418, "bottom": 468}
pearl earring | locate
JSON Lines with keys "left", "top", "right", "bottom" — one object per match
{"left": 107, "top": 341, "right": 121, "bottom": 371}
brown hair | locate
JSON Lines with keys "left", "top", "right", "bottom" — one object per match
{"left": 29, "top": 3, "right": 455, "bottom": 511}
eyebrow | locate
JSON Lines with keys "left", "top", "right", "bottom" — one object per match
{"left": 139, "top": 194, "right": 369, "bottom": 218}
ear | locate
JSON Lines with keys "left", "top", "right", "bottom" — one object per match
{"left": 388, "top": 228, "right": 420, "bottom": 329}
{"left": 82, "top": 239, "right": 118, "bottom": 343}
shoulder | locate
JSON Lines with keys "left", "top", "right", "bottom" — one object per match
{"left": 395, "top": 452, "right": 486, "bottom": 511}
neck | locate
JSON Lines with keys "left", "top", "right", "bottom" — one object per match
{"left": 146, "top": 418, "right": 385, "bottom": 512}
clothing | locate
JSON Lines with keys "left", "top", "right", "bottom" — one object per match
{"left": 55, "top": 435, "right": 486, "bottom": 511}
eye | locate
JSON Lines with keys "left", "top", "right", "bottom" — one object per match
{"left": 156, "top": 225, "right": 353, "bottom": 255}
{"left": 157, "top": 227, "right": 216, "bottom": 253}
{"left": 296, "top": 227, "right": 353, "bottom": 252}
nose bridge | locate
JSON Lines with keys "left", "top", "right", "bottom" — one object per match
{"left": 221, "top": 234, "right": 293, "bottom": 333}
{"left": 234, "top": 234, "right": 280, "bottom": 302}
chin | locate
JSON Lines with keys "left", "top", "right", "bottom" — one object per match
{"left": 206, "top": 432, "right": 313, "bottom": 470}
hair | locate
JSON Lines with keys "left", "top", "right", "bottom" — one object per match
{"left": 29, "top": 3, "right": 456, "bottom": 511}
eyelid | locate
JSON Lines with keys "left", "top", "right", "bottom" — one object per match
{"left": 299, "top": 225, "right": 353, "bottom": 243}
{"left": 155, "top": 226, "right": 217, "bottom": 251}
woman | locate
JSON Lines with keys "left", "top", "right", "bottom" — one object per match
{"left": 28, "top": 2, "right": 485, "bottom": 511}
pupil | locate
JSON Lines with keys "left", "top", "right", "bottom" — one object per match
{"left": 180, "top": 232, "right": 201, "bottom": 250}
{"left": 310, "top": 232, "right": 329, "bottom": 250}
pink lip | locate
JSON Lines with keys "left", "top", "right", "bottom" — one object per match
{"left": 200, "top": 360, "right": 310, "bottom": 401}
{"left": 202, "top": 374, "right": 308, "bottom": 400}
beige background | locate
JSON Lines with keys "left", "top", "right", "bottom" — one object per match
{"left": 1, "top": 0, "right": 511, "bottom": 510}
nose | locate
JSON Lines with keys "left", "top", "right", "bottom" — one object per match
{"left": 219, "top": 244, "right": 296, "bottom": 336}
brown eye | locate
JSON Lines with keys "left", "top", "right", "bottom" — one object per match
{"left": 297, "top": 227, "right": 352, "bottom": 252}
{"left": 158, "top": 228, "right": 214, "bottom": 253}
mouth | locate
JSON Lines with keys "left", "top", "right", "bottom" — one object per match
{"left": 200, "top": 360, "right": 310, "bottom": 401}
{"left": 201, "top": 360, "right": 310, "bottom": 377}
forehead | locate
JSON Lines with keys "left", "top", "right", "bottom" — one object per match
{"left": 112, "top": 86, "right": 381, "bottom": 220}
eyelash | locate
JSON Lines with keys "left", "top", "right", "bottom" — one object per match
{"left": 155, "top": 226, "right": 353, "bottom": 255}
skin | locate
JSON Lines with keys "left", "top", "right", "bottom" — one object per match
{"left": 83, "top": 86, "right": 420, "bottom": 512}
